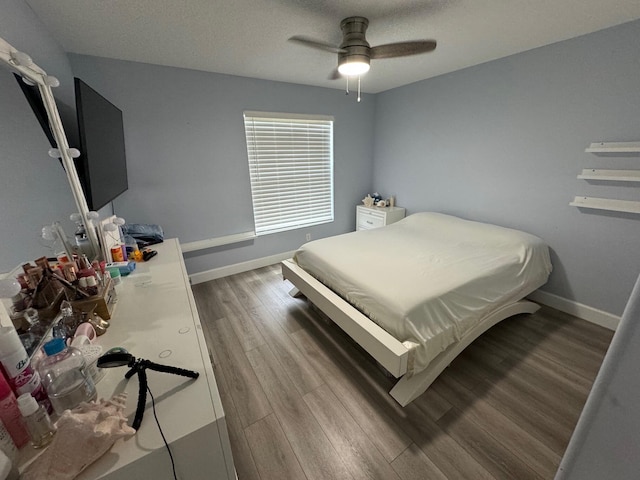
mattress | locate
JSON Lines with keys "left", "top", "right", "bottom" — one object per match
{"left": 293, "top": 212, "right": 552, "bottom": 374}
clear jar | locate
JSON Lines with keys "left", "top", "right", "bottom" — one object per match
{"left": 37, "top": 338, "right": 97, "bottom": 415}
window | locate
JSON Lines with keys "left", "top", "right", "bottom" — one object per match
{"left": 243, "top": 111, "right": 334, "bottom": 235}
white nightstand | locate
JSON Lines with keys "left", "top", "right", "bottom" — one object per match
{"left": 356, "top": 205, "right": 406, "bottom": 231}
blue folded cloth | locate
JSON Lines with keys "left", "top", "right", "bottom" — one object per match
{"left": 121, "top": 224, "right": 164, "bottom": 247}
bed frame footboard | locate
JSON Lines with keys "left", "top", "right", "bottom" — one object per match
{"left": 281, "top": 259, "right": 539, "bottom": 406}
{"left": 389, "top": 299, "right": 540, "bottom": 406}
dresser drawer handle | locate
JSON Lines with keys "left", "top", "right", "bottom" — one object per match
{"left": 366, "top": 220, "right": 373, "bottom": 224}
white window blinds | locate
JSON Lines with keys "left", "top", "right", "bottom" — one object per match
{"left": 243, "top": 111, "right": 334, "bottom": 235}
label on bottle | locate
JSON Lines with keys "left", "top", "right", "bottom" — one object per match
{"left": 15, "top": 372, "right": 52, "bottom": 414}
{"left": 0, "top": 349, "right": 29, "bottom": 379}
{"left": 1, "top": 352, "right": 52, "bottom": 414}
{"left": 111, "top": 246, "right": 125, "bottom": 262}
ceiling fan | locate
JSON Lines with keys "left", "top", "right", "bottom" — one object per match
{"left": 289, "top": 16, "right": 437, "bottom": 99}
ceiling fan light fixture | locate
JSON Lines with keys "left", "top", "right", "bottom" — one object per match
{"left": 338, "top": 58, "right": 370, "bottom": 76}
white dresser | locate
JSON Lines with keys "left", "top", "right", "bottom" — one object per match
{"left": 356, "top": 205, "right": 406, "bottom": 231}
{"left": 67, "top": 239, "right": 235, "bottom": 479}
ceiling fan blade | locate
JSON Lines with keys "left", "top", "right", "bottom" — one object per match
{"left": 288, "top": 36, "right": 346, "bottom": 54}
{"left": 370, "top": 40, "right": 437, "bottom": 59}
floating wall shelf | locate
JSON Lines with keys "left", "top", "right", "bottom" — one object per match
{"left": 578, "top": 169, "right": 640, "bottom": 182}
{"left": 570, "top": 196, "right": 640, "bottom": 214}
{"left": 584, "top": 142, "right": 640, "bottom": 155}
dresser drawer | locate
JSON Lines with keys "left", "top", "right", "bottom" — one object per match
{"left": 357, "top": 210, "right": 385, "bottom": 230}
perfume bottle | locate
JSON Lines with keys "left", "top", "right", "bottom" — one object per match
{"left": 17, "top": 393, "right": 56, "bottom": 448}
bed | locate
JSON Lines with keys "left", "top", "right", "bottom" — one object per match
{"left": 281, "top": 212, "right": 552, "bottom": 406}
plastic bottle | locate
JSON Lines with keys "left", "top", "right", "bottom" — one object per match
{"left": 38, "top": 338, "right": 97, "bottom": 415}
{"left": 17, "top": 393, "right": 56, "bottom": 448}
{"left": 0, "top": 326, "right": 51, "bottom": 414}
{"left": 0, "top": 372, "right": 28, "bottom": 448}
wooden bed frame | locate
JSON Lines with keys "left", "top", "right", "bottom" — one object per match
{"left": 281, "top": 258, "right": 540, "bottom": 406}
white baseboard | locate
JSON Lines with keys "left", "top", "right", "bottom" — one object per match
{"left": 189, "top": 251, "right": 297, "bottom": 285}
{"left": 528, "top": 290, "right": 620, "bottom": 331}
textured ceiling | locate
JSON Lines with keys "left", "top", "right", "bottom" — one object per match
{"left": 25, "top": 0, "right": 640, "bottom": 93}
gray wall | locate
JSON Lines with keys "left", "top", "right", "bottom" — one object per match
{"left": 373, "top": 19, "right": 640, "bottom": 316}
{"left": 68, "top": 55, "right": 375, "bottom": 274}
{"left": 0, "top": 0, "right": 82, "bottom": 272}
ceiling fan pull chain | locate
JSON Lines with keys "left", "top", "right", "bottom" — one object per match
{"left": 357, "top": 76, "right": 361, "bottom": 102}
{"left": 345, "top": 76, "right": 349, "bottom": 95}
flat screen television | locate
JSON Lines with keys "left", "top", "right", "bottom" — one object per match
{"left": 74, "top": 77, "right": 128, "bottom": 211}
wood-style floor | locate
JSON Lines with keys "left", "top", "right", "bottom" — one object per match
{"left": 192, "top": 265, "right": 614, "bottom": 480}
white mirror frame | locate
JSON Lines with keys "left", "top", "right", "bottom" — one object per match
{"left": 0, "top": 36, "right": 101, "bottom": 259}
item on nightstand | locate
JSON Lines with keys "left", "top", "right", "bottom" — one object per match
{"left": 376, "top": 199, "right": 387, "bottom": 207}
{"left": 362, "top": 194, "right": 375, "bottom": 207}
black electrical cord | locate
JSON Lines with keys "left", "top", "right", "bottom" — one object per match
{"left": 148, "top": 385, "right": 178, "bottom": 480}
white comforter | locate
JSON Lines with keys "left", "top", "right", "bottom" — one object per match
{"left": 293, "top": 212, "right": 552, "bottom": 374}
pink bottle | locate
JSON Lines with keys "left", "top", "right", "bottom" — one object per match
{"left": 0, "top": 327, "right": 51, "bottom": 414}
{"left": 0, "top": 371, "right": 29, "bottom": 448}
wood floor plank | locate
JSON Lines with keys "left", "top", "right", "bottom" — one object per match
{"left": 527, "top": 307, "right": 613, "bottom": 353}
{"left": 211, "top": 361, "right": 261, "bottom": 480}
{"left": 491, "top": 319, "right": 605, "bottom": 380}
{"left": 475, "top": 333, "right": 594, "bottom": 399}
{"left": 436, "top": 406, "right": 540, "bottom": 480}
{"left": 226, "top": 271, "right": 268, "bottom": 309}
{"left": 207, "top": 317, "right": 272, "bottom": 428}
{"left": 246, "top": 305, "right": 323, "bottom": 395}
{"left": 244, "top": 413, "right": 307, "bottom": 480}
{"left": 294, "top": 318, "right": 495, "bottom": 479}
{"left": 246, "top": 343, "right": 354, "bottom": 480}
{"left": 433, "top": 375, "right": 561, "bottom": 479}
{"left": 299, "top": 307, "right": 454, "bottom": 423}
{"left": 191, "top": 281, "right": 225, "bottom": 322}
{"left": 192, "top": 265, "right": 613, "bottom": 480}
{"left": 472, "top": 377, "right": 574, "bottom": 454}
{"left": 292, "top": 328, "right": 412, "bottom": 463}
{"left": 449, "top": 344, "right": 582, "bottom": 432}
{"left": 303, "top": 383, "right": 402, "bottom": 480}
{"left": 213, "top": 278, "right": 266, "bottom": 352}
{"left": 390, "top": 444, "right": 448, "bottom": 480}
